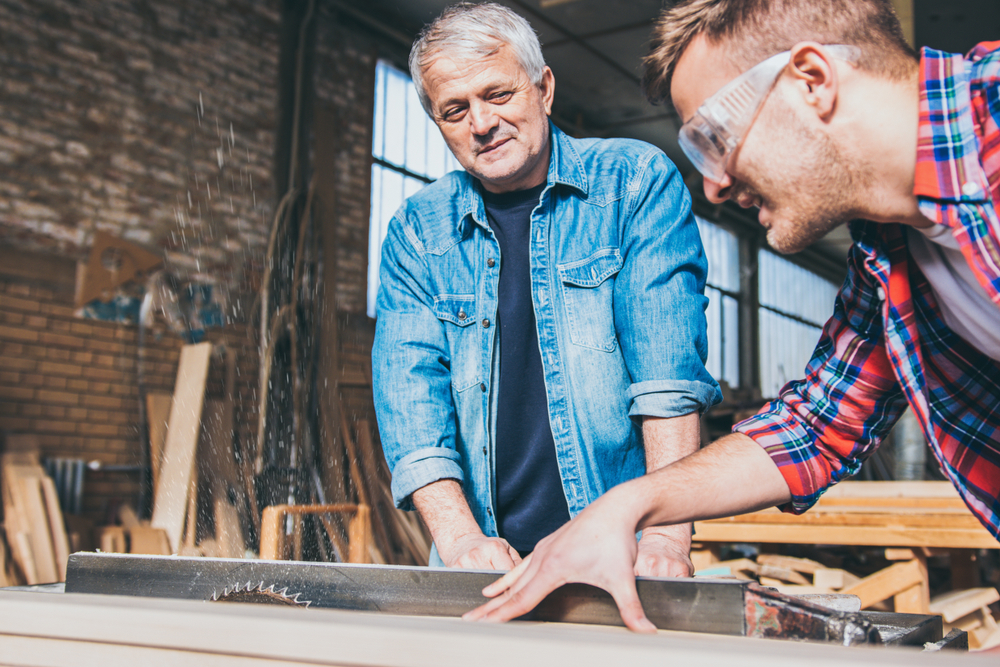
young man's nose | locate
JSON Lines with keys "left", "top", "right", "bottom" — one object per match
{"left": 702, "top": 173, "right": 734, "bottom": 204}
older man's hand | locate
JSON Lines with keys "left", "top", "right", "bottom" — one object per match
{"left": 634, "top": 525, "right": 693, "bottom": 578}
{"left": 439, "top": 532, "right": 522, "bottom": 571}
{"left": 462, "top": 484, "right": 658, "bottom": 633}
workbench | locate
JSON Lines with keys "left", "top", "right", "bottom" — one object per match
{"left": 0, "top": 588, "right": 993, "bottom": 667}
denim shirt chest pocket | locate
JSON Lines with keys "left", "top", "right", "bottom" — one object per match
{"left": 557, "top": 248, "right": 622, "bottom": 352}
{"left": 433, "top": 294, "right": 482, "bottom": 391}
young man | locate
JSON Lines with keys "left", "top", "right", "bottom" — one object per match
{"left": 467, "top": 0, "right": 1000, "bottom": 631}
{"left": 372, "top": 3, "right": 719, "bottom": 573}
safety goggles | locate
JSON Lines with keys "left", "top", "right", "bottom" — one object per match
{"left": 678, "top": 45, "right": 861, "bottom": 183}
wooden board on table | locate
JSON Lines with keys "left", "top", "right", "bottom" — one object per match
{"left": 692, "top": 521, "right": 999, "bottom": 548}
{"left": 16, "top": 476, "right": 58, "bottom": 583}
{"left": 150, "top": 342, "right": 213, "bottom": 554}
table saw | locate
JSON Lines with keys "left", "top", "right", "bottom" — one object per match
{"left": 0, "top": 552, "right": 984, "bottom": 666}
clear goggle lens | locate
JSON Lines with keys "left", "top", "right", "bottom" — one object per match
{"left": 679, "top": 114, "right": 731, "bottom": 184}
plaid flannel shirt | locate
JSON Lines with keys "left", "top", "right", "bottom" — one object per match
{"left": 736, "top": 43, "right": 1000, "bottom": 540}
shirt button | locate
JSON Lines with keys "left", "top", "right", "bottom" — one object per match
{"left": 482, "top": 318, "right": 490, "bottom": 328}
{"left": 458, "top": 311, "right": 466, "bottom": 320}
{"left": 486, "top": 508, "right": 492, "bottom": 516}
{"left": 480, "top": 382, "right": 486, "bottom": 392}
{"left": 487, "top": 258, "right": 496, "bottom": 268}
{"left": 962, "top": 182, "right": 980, "bottom": 197}
{"left": 482, "top": 447, "right": 487, "bottom": 455}
{"left": 876, "top": 286, "right": 886, "bottom": 301}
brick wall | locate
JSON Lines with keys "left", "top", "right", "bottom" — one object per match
{"left": 0, "top": 0, "right": 281, "bottom": 305}
{"left": 0, "top": 256, "right": 260, "bottom": 520}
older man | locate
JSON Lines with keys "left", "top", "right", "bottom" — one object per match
{"left": 372, "top": 2, "right": 719, "bottom": 572}
{"left": 468, "top": 0, "right": 1000, "bottom": 632}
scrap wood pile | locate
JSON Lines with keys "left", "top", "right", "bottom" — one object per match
{"left": 0, "top": 444, "right": 69, "bottom": 586}
{"left": 693, "top": 549, "right": 1000, "bottom": 650}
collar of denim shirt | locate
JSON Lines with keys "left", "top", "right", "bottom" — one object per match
{"left": 455, "top": 122, "right": 591, "bottom": 233}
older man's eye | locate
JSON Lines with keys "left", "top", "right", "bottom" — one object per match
{"left": 442, "top": 107, "right": 466, "bottom": 121}
{"left": 491, "top": 91, "right": 513, "bottom": 103}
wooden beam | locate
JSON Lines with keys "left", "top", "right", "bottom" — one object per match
{"left": 151, "top": 342, "right": 213, "bottom": 553}
{"left": 841, "top": 559, "right": 925, "bottom": 610}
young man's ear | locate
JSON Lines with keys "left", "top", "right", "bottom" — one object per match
{"left": 788, "top": 42, "right": 839, "bottom": 120}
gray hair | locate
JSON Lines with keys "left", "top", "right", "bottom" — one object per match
{"left": 409, "top": 2, "right": 546, "bottom": 115}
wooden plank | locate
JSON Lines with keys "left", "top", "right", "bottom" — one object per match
{"left": 813, "top": 568, "right": 861, "bottom": 591}
{"left": 931, "top": 588, "right": 1000, "bottom": 623}
{"left": 756, "top": 554, "right": 825, "bottom": 574}
{"left": 820, "top": 481, "right": 962, "bottom": 499}
{"left": 40, "top": 477, "right": 69, "bottom": 581}
{"left": 841, "top": 560, "right": 924, "bottom": 609}
{"left": 214, "top": 495, "right": 245, "bottom": 559}
{"left": 97, "top": 527, "right": 127, "bottom": 554}
{"left": 145, "top": 392, "right": 173, "bottom": 493}
{"left": 691, "top": 521, "right": 1000, "bottom": 549}
{"left": 151, "top": 342, "right": 213, "bottom": 553}
{"left": 17, "top": 476, "right": 58, "bottom": 584}
{"left": 127, "top": 527, "right": 171, "bottom": 556}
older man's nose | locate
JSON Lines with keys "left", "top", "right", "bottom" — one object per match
{"left": 468, "top": 101, "right": 500, "bottom": 136}
{"left": 703, "top": 173, "right": 734, "bottom": 204}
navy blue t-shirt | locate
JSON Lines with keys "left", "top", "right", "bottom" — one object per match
{"left": 482, "top": 182, "right": 571, "bottom": 554}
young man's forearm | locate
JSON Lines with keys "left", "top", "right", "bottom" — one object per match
{"left": 622, "top": 432, "right": 791, "bottom": 531}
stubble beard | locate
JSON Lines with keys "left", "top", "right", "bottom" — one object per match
{"left": 752, "top": 101, "right": 862, "bottom": 255}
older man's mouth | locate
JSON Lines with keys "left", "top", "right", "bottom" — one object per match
{"left": 478, "top": 137, "right": 512, "bottom": 155}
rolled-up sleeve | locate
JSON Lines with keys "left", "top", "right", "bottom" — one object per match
{"left": 615, "top": 149, "right": 722, "bottom": 419}
{"left": 735, "top": 242, "right": 908, "bottom": 513}
{"left": 373, "top": 214, "right": 464, "bottom": 511}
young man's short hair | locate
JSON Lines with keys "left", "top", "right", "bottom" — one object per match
{"left": 642, "top": 0, "right": 917, "bottom": 107}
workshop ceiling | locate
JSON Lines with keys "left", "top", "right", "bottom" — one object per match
{"left": 354, "top": 0, "right": 1000, "bottom": 264}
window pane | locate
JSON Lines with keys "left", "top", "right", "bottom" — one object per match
{"left": 757, "top": 249, "right": 838, "bottom": 327}
{"left": 695, "top": 216, "right": 739, "bottom": 293}
{"left": 382, "top": 65, "right": 408, "bottom": 167}
{"left": 723, "top": 294, "right": 739, "bottom": 387}
{"left": 705, "top": 286, "right": 722, "bottom": 381}
{"left": 757, "top": 249, "right": 839, "bottom": 398}
{"left": 404, "top": 82, "right": 427, "bottom": 175}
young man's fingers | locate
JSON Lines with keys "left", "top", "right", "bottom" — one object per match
{"left": 608, "top": 580, "right": 657, "bottom": 633}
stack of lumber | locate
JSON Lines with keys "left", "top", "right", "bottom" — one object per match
{"left": 931, "top": 587, "right": 1000, "bottom": 650}
{"left": 1, "top": 451, "right": 69, "bottom": 585}
{"left": 694, "top": 548, "right": 1000, "bottom": 651}
{"left": 693, "top": 481, "right": 997, "bottom": 548}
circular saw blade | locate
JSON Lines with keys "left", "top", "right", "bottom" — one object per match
{"left": 211, "top": 581, "right": 311, "bottom": 607}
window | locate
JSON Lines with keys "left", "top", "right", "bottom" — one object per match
{"left": 368, "top": 59, "right": 462, "bottom": 317}
{"left": 757, "top": 249, "right": 839, "bottom": 398}
{"left": 696, "top": 217, "right": 740, "bottom": 388}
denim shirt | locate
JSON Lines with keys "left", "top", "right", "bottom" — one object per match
{"left": 373, "top": 123, "right": 721, "bottom": 539}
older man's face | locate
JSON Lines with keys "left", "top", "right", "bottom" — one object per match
{"left": 671, "top": 35, "right": 856, "bottom": 254}
{"left": 423, "top": 46, "right": 554, "bottom": 193}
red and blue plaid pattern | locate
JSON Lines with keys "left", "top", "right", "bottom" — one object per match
{"left": 736, "top": 44, "right": 1000, "bottom": 540}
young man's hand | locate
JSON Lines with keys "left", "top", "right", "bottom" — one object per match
{"left": 462, "top": 483, "right": 658, "bottom": 633}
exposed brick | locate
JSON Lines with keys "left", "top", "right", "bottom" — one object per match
{"left": 0, "top": 370, "right": 20, "bottom": 383}
{"left": 43, "top": 405, "right": 67, "bottom": 419}
{"left": 43, "top": 375, "right": 68, "bottom": 389}
{"left": 0, "top": 324, "right": 39, "bottom": 342}
{"left": 0, "top": 294, "right": 41, "bottom": 313}
{"left": 37, "top": 388, "right": 78, "bottom": 405}
{"left": 67, "top": 407, "right": 88, "bottom": 420}
{"left": 39, "top": 420, "right": 78, "bottom": 434}
{"left": 0, "top": 385, "right": 34, "bottom": 400}
{"left": 39, "top": 360, "right": 83, "bottom": 376}
{"left": 82, "top": 394, "right": 123, "bottom": 409}
{"left": 0, "top": 416, "right": 33, "bottom": 430}
{"left": 0, "top": 355, "right": 36, "bottom": 371}
{"left": 71, "top": 351, "right": 94, "bottom": 364}
{"left": 24, "top": 315, "right": 49, "bottom": 328}
{"left": 66, "top": 378, "right": 89, "bottom": 391}
{"left": 3, "top": 312, "right": 25, "bottom": 326}
{"left": 39, "top": 332, "right": 87, "bottom": 349}
{"left": 80, "top": 423, "right": 118, "bottom": 437}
